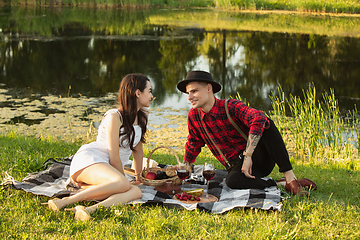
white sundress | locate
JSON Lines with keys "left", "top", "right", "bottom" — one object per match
{"left": 69, "top": 109, "right": 142, "bottom": 178}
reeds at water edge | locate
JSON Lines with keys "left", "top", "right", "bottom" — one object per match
{"left": 267, "top": 85, "right": 360, "bottom": 169}
{"left": 234, "top": 85, "right": 359, "bottom": 168}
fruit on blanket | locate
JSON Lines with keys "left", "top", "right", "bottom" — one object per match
{"left": 185, "top": 188, "right": 204, "bottom": 197}
{"left": 175, "top": 192, "right": 201, "bottom": 201}
{"left": 145, "top": 172, "right": 157, "bottom": 180}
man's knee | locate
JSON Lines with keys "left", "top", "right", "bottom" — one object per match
{"left": 225, "top": 177, "right": 237, "bottom": 189}
{"left": 226, "top": 171, "right": 248, "bottom": 189}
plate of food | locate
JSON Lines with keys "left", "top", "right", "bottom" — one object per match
{"left": 172, "top": 188, "right": 218, "bottom": 203}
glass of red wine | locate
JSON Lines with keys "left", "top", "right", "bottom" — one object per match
{"left": 203, "top": 162, "right": 215, "bottom": 197}
{"left": 177, "top": 162, "right": 191, "bottom": 192}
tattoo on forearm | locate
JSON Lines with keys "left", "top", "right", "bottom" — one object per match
{"left": 250, "top": 134, "right": 261, "bottom": 147}
{"left": 245, "top": 134, "right": 261, "bottom": 153}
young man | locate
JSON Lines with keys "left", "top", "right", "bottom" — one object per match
{"left": 177, "top": 70, "right": 316, "bottom": 195}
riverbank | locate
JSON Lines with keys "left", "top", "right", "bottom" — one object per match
{"left": 3, "top": 0, "right": 360, "bottom": 14}
{"left": 0, "top": 88, "right": 190, "bottom": 151}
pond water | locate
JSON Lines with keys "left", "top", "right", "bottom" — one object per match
{"left": 1, "top": 6, "right": 360, "bottom": 139}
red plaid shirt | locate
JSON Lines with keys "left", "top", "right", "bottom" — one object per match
{"left": 184, "top": 97, "right": 270, "bottom": 167}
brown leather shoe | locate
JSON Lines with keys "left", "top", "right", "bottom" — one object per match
{"left": 298, "top": 178, "right": 317, "bottom": 190}
{"left": 277, "top": 177, "right": 286, "bottom": 183}
{"left": 285, "top": 179, "right": 309, "bottom": 196}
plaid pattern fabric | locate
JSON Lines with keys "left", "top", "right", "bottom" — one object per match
{"left": 184, "top": 98, "right": 270, "bottom": 167}
{"left": 4, "top": 158, "right": 283, "bottom": 213}
{"left": 4, "top": 158, "right": 75, "bottom": 198}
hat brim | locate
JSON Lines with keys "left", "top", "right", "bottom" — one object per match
{"left": 177, "top": 79, "right": 222, "bottom": 94}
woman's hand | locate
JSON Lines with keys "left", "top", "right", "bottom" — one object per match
{"left": 131, "top": 180, "right": 142, "bottom": 185}
{"left": 132, "top": 142, "right": 144, "bottom": 181}
{"left": 241, "top": 156, "right": 255, "bottom": 179}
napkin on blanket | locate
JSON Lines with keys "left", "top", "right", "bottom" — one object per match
{"left": 3, "top": 157, "right": 283, "bottom": 213}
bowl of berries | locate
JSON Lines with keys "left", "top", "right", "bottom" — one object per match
{"left": 174, "top": 192, "right": 201, "bottom": 202}
{"left": 173, "top": 188, "right": 218, "bottom": 203}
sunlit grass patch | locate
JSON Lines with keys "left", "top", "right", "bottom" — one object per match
{"left": 0, "top": 131, "right": 82, "bottom": 179}
{"left": 215, "top": 0, "right": 360, "bottom": 14}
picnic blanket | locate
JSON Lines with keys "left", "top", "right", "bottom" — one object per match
{"left": 3, "top": 157, "right": 283, "bottom": 214}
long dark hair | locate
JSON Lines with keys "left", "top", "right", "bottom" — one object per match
{"left": 117, "top": 73, "right": 149, "bottom": 151}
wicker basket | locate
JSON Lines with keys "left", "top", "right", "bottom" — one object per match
{"left": 140, "top": 146, "right": 181, "bottom": 187}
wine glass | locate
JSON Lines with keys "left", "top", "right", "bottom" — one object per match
{"left": 202, "top": 162, "right": 215, "bottom": 197}
{"left": 177, "top": 162, "right": 191, "bottom": 192}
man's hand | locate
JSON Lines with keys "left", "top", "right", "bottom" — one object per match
{"left": 241, "top": 156, "right": 255, "bottom": 179}
{"left": 173, "top": 162, "right": 192, "bottom": 171}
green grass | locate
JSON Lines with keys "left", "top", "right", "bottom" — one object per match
{"left": 215, "top": 0, "right": 360, "bottom": 14}
{"left": 148, "top": 10, "right": 360, "bottom": 37}
{"left": 1, "top": 119, "right": 360, "bottom": 238}
{"left": 5, "top": 0, "right": 360, "bottom": 14}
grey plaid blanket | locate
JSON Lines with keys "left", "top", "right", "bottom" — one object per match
{"left": 4, "top": 158, "right": 283, "bottom": 214}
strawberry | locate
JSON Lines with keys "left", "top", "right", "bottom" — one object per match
{"left": 183, "top": 197, "right": 188, "bottom": 201}
{"left": 196, "top": 196, "right": 200, "bottom": 201}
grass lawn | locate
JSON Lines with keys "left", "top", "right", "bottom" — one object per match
{"left": 1, "top": 133, "right": 360, "bottom": 239}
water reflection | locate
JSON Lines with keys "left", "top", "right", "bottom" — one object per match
{"left": 1, "top": 7, "right": 360, "bottom": 114}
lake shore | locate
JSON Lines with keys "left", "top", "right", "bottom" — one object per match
{"left": 4, "top": 0, "right": 360, "bottom": 14}
{"left": 0, "top": 89, "right": 190, "bottom": 150}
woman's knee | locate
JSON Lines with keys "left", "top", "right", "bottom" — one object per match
{"left": 112, "top": 179, "right": 132, "bottom": 193}
{"left": 132, "top": 185, "right": 142, "bottom": 199}
{"left": 75, "top": 163, "right": 125, "bottom": 185}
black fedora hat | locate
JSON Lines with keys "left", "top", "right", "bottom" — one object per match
{"left": 177, "top": 71, "right": 222, "bottom": 94}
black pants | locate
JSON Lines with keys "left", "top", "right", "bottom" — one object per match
{"left": 225, "top": 118, "right": 292, "bottom": 190}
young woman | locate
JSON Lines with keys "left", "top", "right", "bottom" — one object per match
{"left": 43, "top": 73, "right": 153, "bottom": 221}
